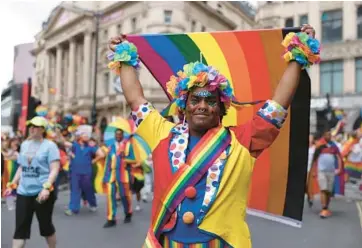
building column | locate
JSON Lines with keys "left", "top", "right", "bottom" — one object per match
{"left": 308, "top": 2, "right": 321, "bottom": 41}
{"left": 344, "top": 59, "right": 355, "bottom": 94}
{"left": 343, "top": 1, "right": 357, "bottom": 40}
{"left": 68, "top": 38, "right": 76, "bottom": 99}
{"left": 43, "top": 51, "right": 50, "bottom": 105}
{"left": 309, "top": 66, "right": 320, "bottom": 96}
{"left": 55, "top": 45, "right": 63, "bottom": 102}
{"left": 83, "top": 31, "right": 92, "bottom": 96}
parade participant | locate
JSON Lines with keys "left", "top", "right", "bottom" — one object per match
{"left": 108, "top": 24, "right": 320, "bottom": 247}
{"left": 103, "top": 129, "right": 133, "bottom": 228}
{"left": 130, "top": 161, "right": 147, "bottom": 211}
{"left": 310, "top": 129, "right": 343, "bottom": 218}
{"left": 342, "top": 132, "right": 362, "bottom": 180}
{"left": 4, "top": 116, "right": 60, "bottom": 248}
{"left": 2, "top": 138, "right": 20, "bottom": 210}
{"left": 92, "top": 139, "right": 109, "bottom": 195}
{"left": 141, "top": 155, "right": 154, "bottom": 203}
{"left": 62, "top": 131, "right": 105, "bottom": 216}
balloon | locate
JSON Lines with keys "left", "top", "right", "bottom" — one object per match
{"left": 64, "top": 113, "right": 73, "bottom": 122}
{"left": 49, "top": 88, "right": 56, "bottom": 95}
{"left": 36, "top": 105, "right": 48, "bottom": 117}
{"left": 73, "top": 115, "right": 82, "bottom": 125}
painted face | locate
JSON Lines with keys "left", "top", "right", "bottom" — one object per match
{"left": 185, "top": 87, "right": 222, "bottom": 135}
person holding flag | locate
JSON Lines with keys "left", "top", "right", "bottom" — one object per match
{"left": 108, "top": 24, "right": 320, "bottom": 247}
{"left": 103, "top": 129, "right": 133, "bottom": 228}
{"left": 309, "top": 129, "right": 344, "bottom": 218}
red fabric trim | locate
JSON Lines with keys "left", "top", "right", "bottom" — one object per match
{"left": 230, "top": 115, "right": 279, "bottom": 158}
{"left": 150, "top": 134, "right": 174, "bottom": 229}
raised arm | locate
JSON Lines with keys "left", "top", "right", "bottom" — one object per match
{"left": 231, "top": 24, "right": 319, "bottom": 158}
{"left": 107, "top": 35, "right": 175, "bottom": 152}
{"left": 109, "top": 36, "right": 147, "bottom": 110}
{"left": 272, "top": 24, "right": 316, "bottom": 108}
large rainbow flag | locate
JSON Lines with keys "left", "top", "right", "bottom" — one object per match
{"left": 128, "top": 27, "right": 311, "bottom": 227}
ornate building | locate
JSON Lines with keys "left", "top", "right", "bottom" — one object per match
{"left": 31, "top": 1, "right": 255, "bottom": 126}
{"left": 256, "top": 1, "right": 362, "bottom": 132}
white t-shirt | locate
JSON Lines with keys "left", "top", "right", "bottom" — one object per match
{"left": 347, "top": 140, "right": 362, "bottom": 163}
{"left": 307, "top": 146, "right": 315, "bottom": 172}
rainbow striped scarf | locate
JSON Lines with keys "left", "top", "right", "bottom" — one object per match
{"left": 144, "top": 126, "right": 231, "bottom": 247}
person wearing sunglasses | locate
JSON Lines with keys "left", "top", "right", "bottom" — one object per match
{"left": 4, "top": 116, "right": 60, "bottom": 248}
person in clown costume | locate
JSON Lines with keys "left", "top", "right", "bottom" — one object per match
{"left": 103, "top": 129, "right": 133, "bottom": 228}
{"left": 108, "top": 24, "right": 320, "bottom": 247}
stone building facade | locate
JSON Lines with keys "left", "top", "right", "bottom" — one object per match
{"left": 31, "top": 1, "right": 255, "bottom": 126}
{"left": 256, "top": 1, "right": 362, "bottom": 132}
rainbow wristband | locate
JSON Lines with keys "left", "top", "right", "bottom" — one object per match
{"left": 107, "top": 41, "right": 141, "bottom": 75}
{"left": 6, "top": 182, "right": 18, "bottom": 190}
{"left": 282, "top": 32, "right": 321, "bottom": 69}
{"left": 43, "top": 182, "right": 54, "bottom": 192}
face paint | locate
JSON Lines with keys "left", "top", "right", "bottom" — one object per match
{"left": 193, "top": 90, "right": 212, "bottom": 98}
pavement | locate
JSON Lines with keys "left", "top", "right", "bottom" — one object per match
{"left": 2, "top": 191, "right": 362, "bottom": 248}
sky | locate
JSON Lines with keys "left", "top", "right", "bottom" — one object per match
{"left": 0, "top": 0, "right": 258, "bottom": 93}
{"left": 0, "top": 1, "right": 60, "bottom": 92}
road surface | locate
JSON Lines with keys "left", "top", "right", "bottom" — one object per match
{"left": 2, "top": 191, "right": 362, "bottom": 248}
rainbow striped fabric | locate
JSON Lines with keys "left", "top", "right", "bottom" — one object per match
{"left": 345, "top": 162, "right": 362, "bottom": 179}
{"left": 1, "top": 159, "right": 18, "bottom": 196}
{"left": 163, "top": 236, "right": 229, "bottom": 248}
{"left": 149, "top": 126, "right": 230, "bottom": 240}
{"left": 129, "top": 28, "right": 311, "bottom": 225}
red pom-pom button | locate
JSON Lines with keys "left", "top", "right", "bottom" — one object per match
{"left": 185, "top": 186, "right": 197, "bottom": 199}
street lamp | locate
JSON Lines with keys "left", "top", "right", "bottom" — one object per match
{"left": 91, "top": 13, "right": 101, "bottom": 126}
{"left": 60, "top": 3, "right": 102, "bottom": 126}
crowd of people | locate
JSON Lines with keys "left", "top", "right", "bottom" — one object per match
{"left": 306, "top": 124, "right": 362, "bottom": 218}
{"left": 1, "top": 23, "right": 361, "bottom": 248}
{"left": 1, "top": 114, "right": 154, "bottom": 248}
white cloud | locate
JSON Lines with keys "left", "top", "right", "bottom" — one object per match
{"left": 0, "top": 1, "right": 60, "bottom": 92}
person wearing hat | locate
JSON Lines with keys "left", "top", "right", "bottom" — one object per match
{"left": 4, "top": 116, "right": 60, "bottom": 248}
{"left": 61, "top": 129, "right": 105, "bottom": 216}
{"left": 108, "top": 24, "right": 320, "bottom": 247}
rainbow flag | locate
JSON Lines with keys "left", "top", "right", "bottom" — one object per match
{"left": 92, "top": 146, "right": 109, "bottom": 194}
{"left": 1, "top": 159, "right": 18, "bottom": 196}
{"left": 160, "top": 99, "right": 178, "bottom": 117}
{"left": 345, "top": 162, "right": 362, "bottom": 179}
{"left": 129, "top": 27, "right": 311, "bottom": 226}
{"left": 93, "top": 160, "right": 106, "bottom": 194}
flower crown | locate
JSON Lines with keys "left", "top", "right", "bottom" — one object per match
{"left": 166, "top": 62, "right": 233, "bottom": 110}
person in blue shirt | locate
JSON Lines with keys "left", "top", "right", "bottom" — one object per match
{"left": 4, "top": 116, "right": 60, "bottom": 248}
{"left": 62, "top": 131, "right": 105, "bottom": 215}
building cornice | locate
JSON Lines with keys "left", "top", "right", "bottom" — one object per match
{"left": 224, "top": 2, "right": 255, "bottom": 26}
{"left": 321, "top": 39, "right": 362, "bottom": 61}
{"left": 43, "top": 14, "right": 91, "bottom": 40}
{"left": 191, "top": 1, "right": 237, "bottom": 30}
{"left": 30, "top": 44, "right": 44, "bottom": 56}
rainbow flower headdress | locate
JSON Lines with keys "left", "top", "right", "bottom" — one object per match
{"left": 166, "top": 62, "right": 234, "bottom": 111}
